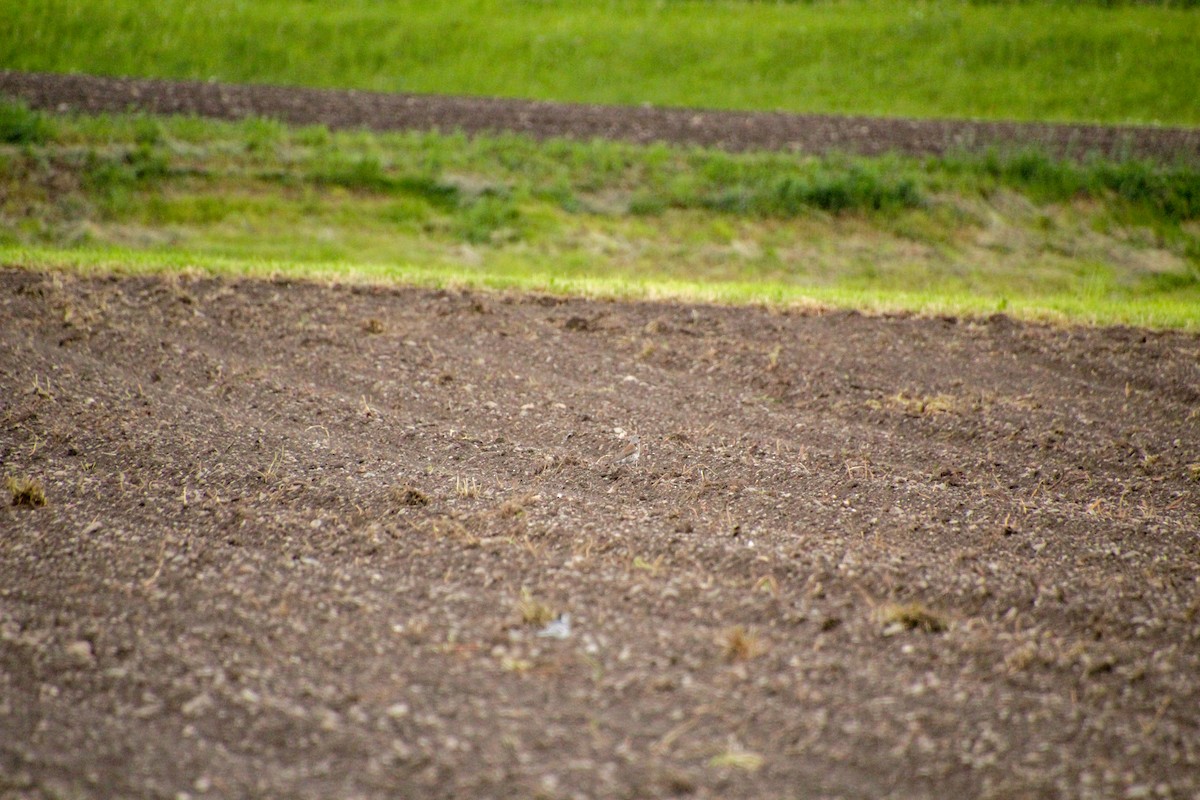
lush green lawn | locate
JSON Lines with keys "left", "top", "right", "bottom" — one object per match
{"left": 2, "top": 0, "right": 1198, "bottom": 125}
{"left": 3, "top": 103, "right": 1198, "bottom": 328}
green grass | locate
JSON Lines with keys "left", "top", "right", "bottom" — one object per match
{"left": 2, "top": 0, "right": 1199, "bottom": 125}
{"left": 7, "top": 244, "right": 1198, "bottom": 330}
{"left": 2, "top": 103, "right": 1199, "bottom": 329}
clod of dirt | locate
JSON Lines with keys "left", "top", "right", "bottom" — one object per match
{"left": 63, "top": 640, "right": 95, "bottom": 668}
{"left": 563, "top": 316, "right": 597, "bottom": 332}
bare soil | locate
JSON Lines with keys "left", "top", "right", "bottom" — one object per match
{"left": 1, "top": 268, "right": 1198, "bottom": 799}
{"left": 3, "top": 70, "right": 1199, "bottom": 163}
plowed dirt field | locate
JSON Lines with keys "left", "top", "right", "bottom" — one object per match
{"left": 2, "top": 268, "right": 1198, "bottom": 799}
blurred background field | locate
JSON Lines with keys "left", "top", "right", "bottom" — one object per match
{"left": 2, "top": 0, "right": 1199, "bottom": 125}
{"left": 3, "top": 104, "right": 1198, "bottom": 327}
{"left": 1, "top": 0, "right": 1198, "bottom": 326}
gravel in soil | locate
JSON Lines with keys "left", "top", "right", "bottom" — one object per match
{"left": 1, "top": 268, "right": 1198, "bottom": 799}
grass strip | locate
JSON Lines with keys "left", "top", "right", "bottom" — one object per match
{"left": 2, "top": 103, "right": 1198, "bottom": 329}
{"left": 5, "top": 244, "right": 1198, "bottom": 330}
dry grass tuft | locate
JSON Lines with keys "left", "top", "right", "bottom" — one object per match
{"left": 497, "top": 493, "right": 537, "bottom": 518}
{"left": 499, "top": 656, "right": 533, "bottom": 673}
{"left": 424, "top": 515, "right": 479, "bottom": 547}
{"left": 872, "top": 392, "right": 958, "bottom": 416}
{"left": 721, "top": 625, "right": 766, "bottom": 662}
{"left": 391, "top": 485, "right": 430, "bottom": 507}
{"left": 518, "top": 587, "right": 555, "bottom": 626}
{"left": 498, "top": 500, "right": 524, "bottom": 517}
{"left": 643, "top": 318, "right": 666, "bottom": 335}
{"left": 455, "top": 475, "right": 481, "bottom": 499}
{"left": 753, "top": 575, "right": 779, "bottom": 597}
{"left": 7, "top": 475, "right": 46, "bottom": 507}
{"left": 631, "top": 554, "right": 665, "bottom": 576}
{"left": 258, "top": 446, "right": 285, "bottom": 483}
{"left": 766, "top": 343, "right": 782, "bottom": 371}
{"left": 1004, "top": 642, "right": 1041, "bottom": 673}
{"left": 708, "top": 748, "right": 764, "bottom": 771}
{"left": 878, "top": 602, "right": 948, "bottom": 634}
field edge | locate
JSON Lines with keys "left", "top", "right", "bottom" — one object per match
{"left": 5, "top": 245, "right": 1198, "bottom": 332}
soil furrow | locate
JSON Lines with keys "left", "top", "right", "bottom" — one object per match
{"left": 3, "top": 69, "right": 1198, "bottom": 163}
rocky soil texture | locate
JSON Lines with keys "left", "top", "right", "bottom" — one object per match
{"left": 1, "top": 269, "right": 1198, "bottom": 798}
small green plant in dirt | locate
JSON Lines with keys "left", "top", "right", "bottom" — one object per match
{"left": 6, "top": 474, "right": 46, "bottom": 507}
{"left": 878, "top": 602, "right": 948, "bottom": 634}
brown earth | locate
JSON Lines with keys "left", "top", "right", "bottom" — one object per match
{"left": 1, "top": 267, "right": 1198, "bottom": 799}
{"left": 3, "top": 70, "right": 1199, "bottom": 163}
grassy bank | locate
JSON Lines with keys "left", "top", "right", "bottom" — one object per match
{"left": 2, "top": 103, "right": 1199, "bottom": 328}
{"left": 1, "top": 0, "right": 1198, "bottom": 125}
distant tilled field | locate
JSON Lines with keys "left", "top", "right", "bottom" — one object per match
{"left": 2, "top": 70, "right": 1199, "bottom": 163}
{"left": 1, "top": 268, "right": 1198, "bottom": 798}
